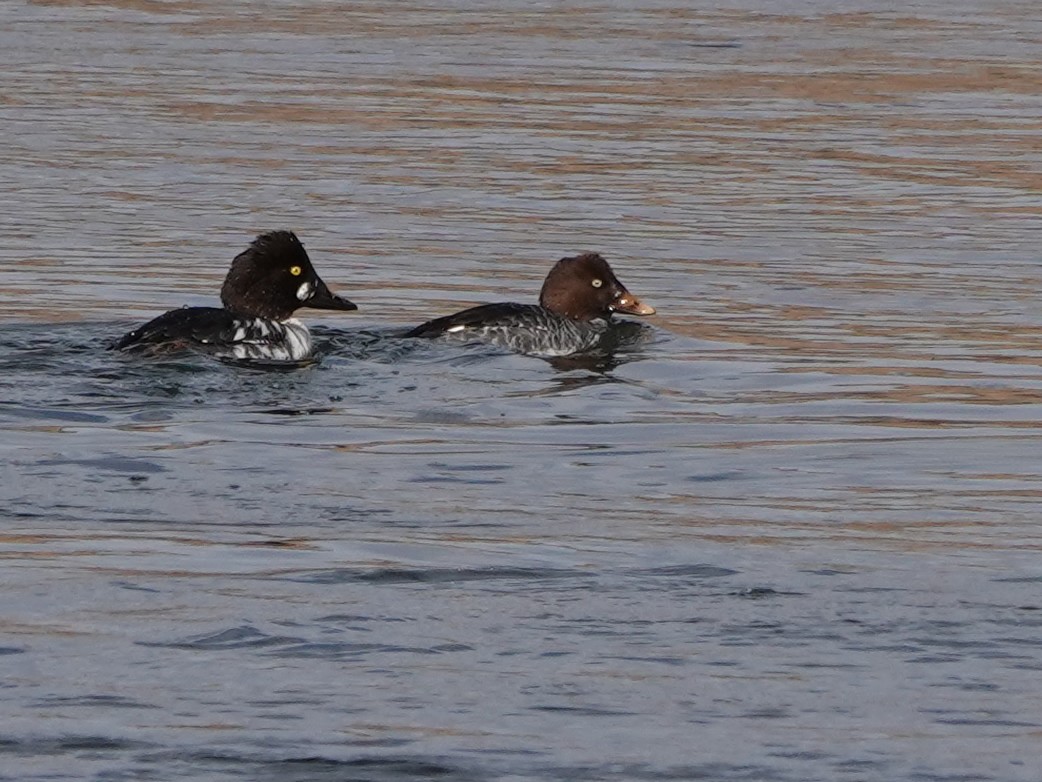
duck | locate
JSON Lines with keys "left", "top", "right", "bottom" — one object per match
{"left": 405, "top": 252, "right": 655, "bottom": 357}
{"left": 111, "top": 230, "right": 356, "bottom": 361}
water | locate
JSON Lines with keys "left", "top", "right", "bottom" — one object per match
{"left": 3, "top": 1, "right": 1042, "bottom": 780}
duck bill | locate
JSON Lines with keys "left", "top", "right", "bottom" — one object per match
{"left": 305, "top": 279, "right": 358, "bottom": 312}
{"left": 611, "top": 288, "right": 656, "bottom": 316}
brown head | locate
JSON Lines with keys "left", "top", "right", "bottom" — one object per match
{"left": 538, "top": 253, "right": 655, "bottom": 321}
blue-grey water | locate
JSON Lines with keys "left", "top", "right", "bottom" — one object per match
{"left": 3, "top": 1, "right": 1042, "bottom": 780}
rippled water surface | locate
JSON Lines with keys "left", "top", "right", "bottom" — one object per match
{"left": 4, "top": 1, "right": 1042, "bottom": 780}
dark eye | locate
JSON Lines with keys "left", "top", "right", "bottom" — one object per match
{"left": 289, "top": 265, "right": 302, "bottom": 276}
{"left": 591, "top": 279, "right": 603, "bottom": 288}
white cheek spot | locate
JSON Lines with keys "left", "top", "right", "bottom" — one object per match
{"left": 296, "top": 281, "right": 314, "bottom": 302}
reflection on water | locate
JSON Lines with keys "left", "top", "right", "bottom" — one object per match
{"left": 4, "top": 1, "right": 1042, "bottom": 781}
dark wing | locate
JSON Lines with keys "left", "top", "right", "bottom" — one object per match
{"left": 110, "top": 307, "right": 244, "bottom": 351}
{"left": 404, "top": 302, "right": 539, "bottom": 338}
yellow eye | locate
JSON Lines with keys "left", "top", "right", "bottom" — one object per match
{"left": 591, "top": 278, "right": 603, "bottom": 288}
{"left": 290, "top": 265, "right": 302, "bottom": 276}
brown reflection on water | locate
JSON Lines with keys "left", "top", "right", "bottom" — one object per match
{"left": 4, "top": 4, "right": 1042, "bottom": 483}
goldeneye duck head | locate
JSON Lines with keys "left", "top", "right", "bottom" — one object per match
{"left": 219, "top": 230, "right": 358, "bottom": 320}
{"left": 539, "top": 253, "right": 656, "bottom": 321}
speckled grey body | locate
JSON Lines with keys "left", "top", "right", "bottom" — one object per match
{"left": 439, "top": 307, "right": 609, "bottom": 357}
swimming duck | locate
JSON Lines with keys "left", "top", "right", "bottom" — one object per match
{"left": 111, "top": 230, "right": 356, "bottom": 361}
{"left": 405, "top": 252, "right": 655, "bottom": 357}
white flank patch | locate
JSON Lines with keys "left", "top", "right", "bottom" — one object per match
{"left": 283, "top": 318, "right": 312, "bottom": 360}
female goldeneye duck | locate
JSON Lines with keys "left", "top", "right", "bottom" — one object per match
{"left": 405, "top": 252, "right": 655, "bottom": 357}
{"left": 111, "top": 230, "right": 357, "bottom": 361}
